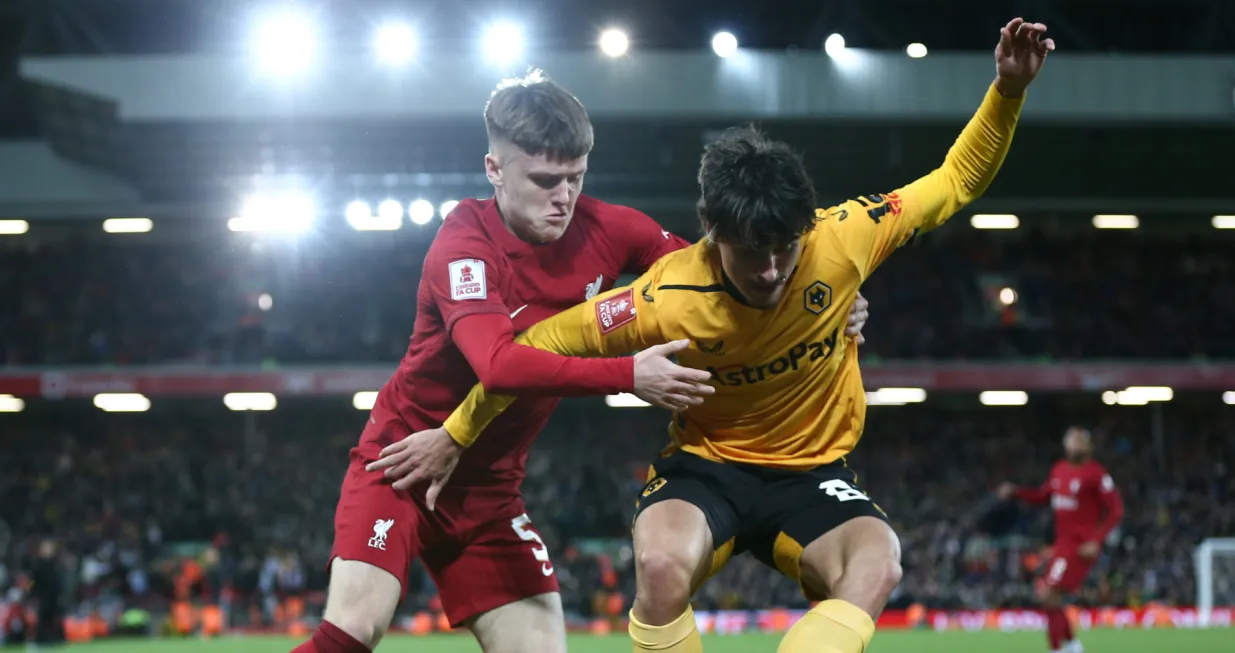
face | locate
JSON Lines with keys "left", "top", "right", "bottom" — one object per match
{"left": 713, "top": 238, "right": 802, "bottom": 308}
{"left": 1063, "top": 427, "right": 1092, "bottom": 461}
{"left": 486, "top": 145, "right": 587, "bottom": 244}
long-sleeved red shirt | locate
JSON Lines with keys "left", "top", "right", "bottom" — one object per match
{"left": 1016, "top": 458, "right": 1125, "bottom": 548}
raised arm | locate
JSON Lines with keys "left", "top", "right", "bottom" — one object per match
{"left": 824, "top": 19, "right": 1051, "bottom": 280}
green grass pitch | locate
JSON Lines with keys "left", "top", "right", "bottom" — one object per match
{"left": 53, "top": 629, "right": 1235, "bottom": 652}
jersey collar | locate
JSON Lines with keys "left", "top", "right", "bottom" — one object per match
{"left": 484, "top": 198, "right": 538, "bottom": 257}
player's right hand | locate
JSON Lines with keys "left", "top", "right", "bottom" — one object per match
{"left": 366, "top": 427, "right": 461, "bottom": 510}
{"left": 996, "top": 482, "right": 1017, "bottom": 500}
{"left": 632, "top": 339, "right": 715, "bottom": 411}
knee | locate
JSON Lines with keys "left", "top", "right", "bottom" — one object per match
{"left": 1037, "top": 585, "right": 1062, "bottom": 607}
{"left": 870, "top": 556, "right": 903, "bottom": 601}
{"left": 634, "top": 548, "right": 695, "bottom": 619}
{"left": 324, "top": 606, "right": 388, "bottom": 649}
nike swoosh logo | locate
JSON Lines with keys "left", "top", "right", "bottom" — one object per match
{"left": 510, "top": 305, "right": 528, "bottom": 319}
{"left": 541, "top": 563, "right": 554, "bottom": 576}
{"left": 661, "top": 230, "right": 670, "bottom": 239}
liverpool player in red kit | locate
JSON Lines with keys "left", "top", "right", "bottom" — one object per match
{"left": 999, "top": 427, "right": 1125, "bottom": 653}
{"left": 289, "top": 70, "right": 874, "bottom": 653}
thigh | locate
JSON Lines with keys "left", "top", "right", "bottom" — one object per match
{"left": 425, "top": 509, "right": 560, "bottom": 629}
{"left": 469, "top": 592, "right": 566, "bottom": 653}
{"left": 328, "top": 446, "right": 424, "bottom": 601}
{"left": 635, "top": 452, "right": 749, "bottom": 586}
{"left": 748, "top": 462, "right": 894, "bottom": 597}
{"left": 1041, "top": 551, "right": 1094, "bottom": 594}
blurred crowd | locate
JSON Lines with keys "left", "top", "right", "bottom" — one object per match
{"left": 2, "top": 399, "right": 1232, "bottom": 632}
{"left": 2, "top": 228, "right": 1233, "bottom": 366}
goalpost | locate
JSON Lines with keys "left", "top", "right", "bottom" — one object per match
{"left": 1194, "top": 537, "right": 1235, "bottom": 626}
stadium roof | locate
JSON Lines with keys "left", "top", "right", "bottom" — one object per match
{"left": 2, "top": 0, "right": 1233, "bottom": 56}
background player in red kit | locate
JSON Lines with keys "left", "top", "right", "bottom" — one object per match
{"left": 290, "top": 69, "right": 874, "bottom": 653}
{"left": 998, "top": 427, "right": 1125, "bottom": 653}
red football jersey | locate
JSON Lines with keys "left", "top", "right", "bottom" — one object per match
{"left": 367, "top": 194, "right": 689, "bottom": 492}
{"left": 1017, "top": 459, "right": 1124, "bottom": 548}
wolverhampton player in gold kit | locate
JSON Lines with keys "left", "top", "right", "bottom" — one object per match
{"left": 376, "top": 17, "right": 1053, "bottom": 653}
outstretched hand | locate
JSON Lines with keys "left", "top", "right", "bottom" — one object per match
{"left": 994, "top": 17, "right": 1055, "bottom": 97}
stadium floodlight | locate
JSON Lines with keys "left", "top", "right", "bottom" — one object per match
{"left": 345, "top": 200, "right": 372, "bottom": 223}
{"left": 867, "top": 388, "right": 927, "bottom": 406}
{"left": 599, "top": 28, "right": 629, "bottom": 57}
{"left": 93, "top": 393, "right": 151, "bottom": 413}
{"left": 970, "top": 214, "right": 1019, "bottom": 229}
{"left": 252, "top": 8, "right": 318, "bottom": 77}
{"left": 102, "top": 218, "right": 153, "bottom": 234}
{"left": 711, "top": 32, "right": 738, "bottom": 58}
{"left": 980, "top": 390, "right": 1028, "bottom": 406}
{"left": 999, "top": 287, "right": 1017, "bottom": 305}
{"left": 439, "top": 199, "right": 460, "bottom": 218}
{"left": 0, "top": 219, "right": 29, "bottom": 235}
{"left": 408, "top": 199, "right": 435, "bottom": 225}
{"left": 906, "top": 42, "right": 928, "bottom": 58}
{"left": 257, "top": 293, "right": 273, "bottom": 311}
{"left": 223, "top": 392, "right": 277, "bottom": 412}
{"left": 1223, "top": 391, "right": 1235, "bottom": 405}
{"left": 1092, "top": 214, "right": 1138, "bottom": 229}
{"left": 1124, "top": 386, "right": 1173, "bottom": 402}
{"left": 374, "top": 22, "right": 416, "bottom": 66}
{"left": 1102, "top": 386, "right": 1172, "bottom": 405}
{"left": 0, "top": 395, "right": 24, "bottom": 413}
{"left": 824, "top": 33, "right": 846, "bottom": 58}
{"left": 606, "top": 393, "right": 651, "bottom": 408}
{"left": 353, "top": 391, "right": 379, "bottom": 410}
{"left": 229, "top": 191, "right": 316, "bottom": 233}
{"left": 484, "top": 23, "right": 525, "bottom": 63}
{"left": 378, "top": 199, "right": 404, "bottom": 221}
{"left": 1213, "top": 215, "right": 1235, "bottom": 229}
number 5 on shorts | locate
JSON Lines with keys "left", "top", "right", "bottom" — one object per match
{"left": 511, "top": 513, "right": 555, "bottom": 576}
{"left": 819, "top": 479, "right": 870, "bottom": 502}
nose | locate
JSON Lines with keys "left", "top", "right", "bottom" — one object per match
{"left": 753, "top": 256, "right": 780, "bottom": 284}
{"left": 550, "top": 180, "right": 571, "bottom": 207}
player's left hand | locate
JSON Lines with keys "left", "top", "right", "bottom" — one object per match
{"left": 1078, "top": 540, "right": 1101, "bottom": 560}
{"left": 366, "top": 427, "right": 462, "bottom": 509}
{"left": 993, "top": 17, "right": 1055, "bottom": 98}
{"left": 845, "top": 291, "right": 870, "bottom": 345}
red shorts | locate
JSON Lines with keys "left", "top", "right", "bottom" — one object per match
{"left": 328, "top": 405, "right": 559, "bottom": 627}
{"left": 1039, "top": 548, "right": 1096, "bottom": 593}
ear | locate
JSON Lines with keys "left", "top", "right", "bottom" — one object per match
{"left": 484, "top": 152, "right": 502, "bottom": 187}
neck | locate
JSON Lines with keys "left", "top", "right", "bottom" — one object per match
{"left": 494, "top": 193, "right": 536, "bottom": 244}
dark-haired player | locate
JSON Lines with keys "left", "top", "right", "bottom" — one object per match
{"left": 293, "top": 70, "right": 873, "bottom": 653}
{"left": 408, "top": 17, "right": 1052, "bottom": 653}
{"left": 998, "top": 427, "right": 1125, "bottom": 653}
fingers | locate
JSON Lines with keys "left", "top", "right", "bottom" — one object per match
{"left": 391, "top": 467, "right": 426, "bottom": 492}
{"left": 647, "top": 339, "right": 692, "bottom": 356}
{"left": 998, "top": 27, "right": 1013, "bottom": 54}
{"left": 1041, "top": 37, "right": 1056, "bottom": 53}
{"left": 672, "top": 381, "right": 715, "bottom": 399}
{"left": 366, "top": 447, "right": 408, "bottom": 472}
{"left": 855, "top": 333, "right": 866, "bottom": 345}
{"left": 676, "top": 366, "right": 714, "bottom": 383}
{"left": 426, "top": 479, "right": 444, "bottom": 512}
{"left": 426, "top": 468, "right": 456, "bottom": 512}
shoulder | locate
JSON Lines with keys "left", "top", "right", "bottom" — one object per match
{"left": 1088, "top": 461, "right": 1112, "bottom": 480}
{"left": 427, "top": 200, "right": 498, "bottom": 261}
{"left": 650, "top": 240, "right": 712, "bottom": 283}
{"left": 575, "top": 195, "right": 662, "bottom": 240}
{"left": 577, "top": 194, "right": 653, "bottom": 223}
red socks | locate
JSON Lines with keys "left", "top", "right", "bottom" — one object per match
{"left": 1045, "top": 608, "right": 1072, "bottom": 651}
{"left": 290, "top": 620, "right": 371, "bottom": 653}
